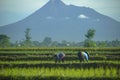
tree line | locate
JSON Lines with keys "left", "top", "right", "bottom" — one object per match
{"left": 0, "top": 28, "right": 120, "bottom": 48}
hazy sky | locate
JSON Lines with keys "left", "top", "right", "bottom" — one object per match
{"left": 0, "top": 0, "right": 120, "bottom": 26}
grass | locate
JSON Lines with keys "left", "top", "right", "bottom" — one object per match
{"left": 0, "top": 60, "right": 119, "bottom": 64}
{"left": 0, "top": 47, "right": 119, "bottom": 80}
{"left": 0, "top": 67, "right": 119, "bottom": 80}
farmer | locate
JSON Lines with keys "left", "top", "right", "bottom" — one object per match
{"left": 77, "top": 51, "right": 89, "bottom": 62}
{"left": 54, "top": 52, "right": 65, "bottom": 63}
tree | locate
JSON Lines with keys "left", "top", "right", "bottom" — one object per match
{"left": 96, "top": 41, "right": 106, "bottom": 47}
{"left": 0, "top": 34, "right": 10, "bottom": 47}
{"left": 85, "top": 29, "right": 96, "bottom": 40}
{"left": 61, "top": 40, "right": 70, "bottom": 47}
{"left": 51, "top": 41, "right": 59, "bottom": 47}
{"left": 23, "top": 28, "right": 32, "bottom": 47}
{"left": 84, "top": 29, "right": 96, "bottom": 47}
{"left": 32, "top": 41, "right": 40, "bottom": 47}
{"left": 42, "top": 37, "right": 52, "bottom": 46}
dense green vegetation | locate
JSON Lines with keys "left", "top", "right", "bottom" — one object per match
{"left": 0, "top": 47, "right": 120, "bottom": 80}
{"left": 0, "top": 67, "right": 119, "bottom": 80}
{"left": 0, "top": 28, "right": 120, "bottom": 47}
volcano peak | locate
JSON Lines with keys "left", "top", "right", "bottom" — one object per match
{"left": 49, "top": 0, "right": 64, "bottom": 4}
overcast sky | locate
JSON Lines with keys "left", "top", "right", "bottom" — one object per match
{"left": 0, "top": 0, "right": 120, "bottom": 26}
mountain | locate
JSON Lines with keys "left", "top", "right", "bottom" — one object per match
{"left": 0, "top": 0, "right": 120, "bottom": 42}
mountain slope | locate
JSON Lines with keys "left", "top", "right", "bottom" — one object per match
{"left": 0, "top": 0, "right": 120, "bottom": 42}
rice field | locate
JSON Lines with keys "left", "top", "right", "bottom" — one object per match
{"left": 0, "top": 47, "right": 120, "bottom": 80}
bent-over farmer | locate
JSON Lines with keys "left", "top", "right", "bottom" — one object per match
{"left": 54, "top": 52, "right": 65, "bottom": 63}
{"left": 77, "top": 51, "right": 89, "bottom": 62}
